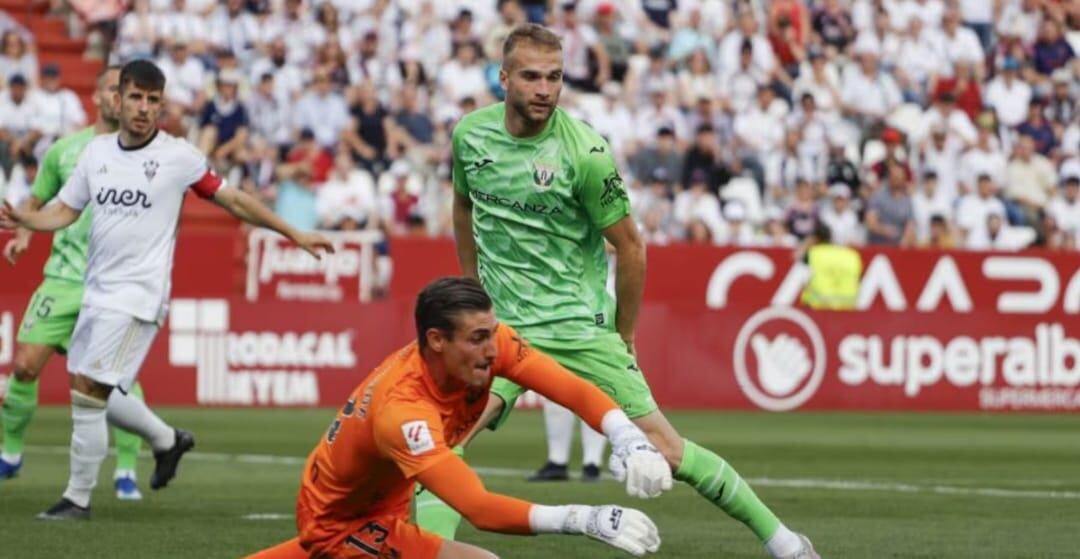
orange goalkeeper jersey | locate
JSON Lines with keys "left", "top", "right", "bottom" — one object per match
{"left": 298, "top": 323, "right": 615, "bottom": 527}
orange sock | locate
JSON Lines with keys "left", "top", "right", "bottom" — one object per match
{"left": 243, "top": 538, "right": 307, "bottom": 559}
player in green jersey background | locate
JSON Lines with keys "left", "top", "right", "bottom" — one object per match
{"left": 414, "top": 24, "right": 820, "bottom": 559}
{"left": 1, "top": 66, "right": 147, "bottom": 500}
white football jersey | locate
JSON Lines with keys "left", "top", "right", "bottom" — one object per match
{"left": 58, "top": 130, "right": 226, "bottom": 323}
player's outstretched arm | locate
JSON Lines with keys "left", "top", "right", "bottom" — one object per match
{"left": 211, "top": 187, "right": 335, "bottom": 259}
{"left": 417, "top": 454, "right": 661, "bottom": 556}
{"left": 2, "top": 196, "right": 43, "bottom": 265}
{"left": 505, "top": 347, "right": 672, "bottom": 498}
{"left": 0, "top": 199, "right": 80, "bottom": 234}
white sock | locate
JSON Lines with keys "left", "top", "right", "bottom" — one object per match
{"left": 106, "top": 389, "right": 175, "bottom": 452}
{"left": 765, "top": 524, "right": 802, "bottom": 558}
{"left": 62, "top": 405, "right": 108, "bottom": 509}
{"left": 1, "top": 451, "right": 22, "bottom": 463}
{"left": 542, "top": 399, "right": 574, "bottom": 465}
{"left": 580, "top": 420, "right": 606, "bottom": 466}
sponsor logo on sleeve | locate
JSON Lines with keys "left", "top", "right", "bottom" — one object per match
{"left": 402, "top": 420, "right": 435, "bottom": 455}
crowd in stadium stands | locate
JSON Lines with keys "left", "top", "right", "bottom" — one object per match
{"left": 3, "top": 0, "right": 1080, "bottom": 252}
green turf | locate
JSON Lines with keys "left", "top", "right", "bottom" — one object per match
{"left": 2, "top": 408, "right": 1079, "bottom": 558}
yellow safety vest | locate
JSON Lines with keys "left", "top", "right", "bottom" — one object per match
{"left": 801, "top": 244, "right": 862, "bottom": 310}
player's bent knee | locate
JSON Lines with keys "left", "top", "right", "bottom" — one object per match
{"left": 11, "top": 346, "right": 52, "bottom": 382}
{"left": 437, "top": 540, "right": 498, "bottom": 559}
{"left": 69, "top": 374, "right": 114, "bottom": 402}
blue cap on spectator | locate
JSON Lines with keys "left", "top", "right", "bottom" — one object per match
{"left": 42, "top": 63, "right": 60, "bottom": 77}
{"left": 8, "top": 73, "right": 26, "bottom": 86}
{"left": 1002, "top": 57, "right": 1020, "bottom": 71}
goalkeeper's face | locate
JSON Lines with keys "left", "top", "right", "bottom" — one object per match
{"left": 432, "top": 310, "right": 499, "bottom": 389}
{"left": 501, "top": 44, "right": 562, "bottom": 126}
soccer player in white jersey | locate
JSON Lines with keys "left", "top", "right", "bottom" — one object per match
{"left": 0, "top": 60, "right": 334, "bottom": 520}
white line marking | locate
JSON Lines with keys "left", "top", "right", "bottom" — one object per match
{"left": 242, "top": 513, "right": 293, "bottom": 520}
{"left": 23, "top": 446, "right": 1080, "bottom": 501}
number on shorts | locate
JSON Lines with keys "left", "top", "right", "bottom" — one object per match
{"left": 36, "top": 296, "right": 54, "bottom": 318}
{"left": 344, "top": 521, "right": 390, "bottom": 556}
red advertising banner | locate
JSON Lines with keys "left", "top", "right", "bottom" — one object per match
{"left": 244, "top": 230, "right": 384, "bottom": 303}
{"left": 2, "top": 236, "right": 1078, "bottom": 412}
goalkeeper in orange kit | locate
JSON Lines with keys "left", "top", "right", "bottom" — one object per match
{"left": 245, "top": 277, "right": 671, "bottom": 559}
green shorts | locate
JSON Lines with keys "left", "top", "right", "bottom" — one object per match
{"left": 488, "top": 332, "right": 658, "bottom": 431}
{"left": 17, "top": 278, "right": 84, "bottom": 352}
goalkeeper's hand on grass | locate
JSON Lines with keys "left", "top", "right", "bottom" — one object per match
{"left": 608, "top": 425, "right": 673, "bottom": 498}
{"left": 566, "top": 504, "right": 660, "bottom": 556}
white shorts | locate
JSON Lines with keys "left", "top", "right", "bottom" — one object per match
{"left": 68, "top": 306, "right": 159, "bottom": 391}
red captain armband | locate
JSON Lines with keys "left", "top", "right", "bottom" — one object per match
{"left": 189, "top": 167, "right": 225, "bottom": 199}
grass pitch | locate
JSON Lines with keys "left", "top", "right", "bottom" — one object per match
{"left": 1, "top": 408, "right": 1078, "bottom": 558}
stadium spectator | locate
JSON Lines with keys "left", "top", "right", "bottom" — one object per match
{"left": 915, "top": 124, "right": 963, "bottom": 202}
{"left": 0, "top": 30, "right": 37, "bottom": 88}
{"left": 154, "top": 0, "right": 211, "bottom": 56}
{"left": 1017, "top": 99, "right": 1058, "bottom": 157}
{"left": 734, "top": 85, "right": 785, "bottom": 192}
{"left": 960, "top": 124, "right": 1008, "bottom": 194}
{"left": 923, "top": 214, "right": 958, "bottom": 249}
{"left": 381, "top": 160, "right": 424, "bottom": 236}
{"left": 674, "top": 168, "right": 725, "bottom": 243}
{"left": 36, "top": 64, "right": 87, "bottom": 141}
{"left": 911, "top": 171, "right": 953, "bottom": 246}
{"left": 315, "top": 151, "right": 378, "bottom": 231}
{"left": 1005, "top": 133, "right": 1058, "bottom": 227}
{"left": 720, "top": 200, "right": 760, "bottom": 246}
{"left": 387, "top": 83, "right": 436, "bottom": 169}
{"left": 249, "top": 39, "right": 305, "bottom": 103}
{"left": 631, "top": 127, "right": 681, "bottom": 192}
{"left": 156, "top": 40, "right": 207, "bottom": 113}
{"left": 292, "top": 68, "right": 349, "bottom": 150}
{"left": 1031, "top": 19, "right": 1075, "bottom": 78}
{"left": 198, "top": 69, "right": 250, "bottom": 178}
{"left": 956, "top": 173, "right": 1008, "bottom": 246}
{"left": 681, "top": 123, "right": 728, "bottom": 194}
{"left": 0, "top": 74, "right": 43, "bottom": 175}
{"left": 984, "top": 57, "right": 1032, "bottom": 128}
{"left": 1048, "top": 174, "right": 1080, "bottom": 245}
{"left": 966, "top": 209, "right": 1034, "bottom": 250}
{"left": 865, "top": 164, "right": 916, "bottom": 246}
{"left": 593, "top": 2, "right": 631, "bottom": 83}
{"left": 820, "top": 183, "right": 863, "bottom": 246}
{"left": 841, "top": 44, "right": 901, "bottom": 139}
{"left": 784, "top": 179, "right": 819, "bottom": 240}
{"left": 554, "top": 2, "right": 608, "bottom": 93}
{"left": 246, "top": 73, "right": 292, "bottom": 158}
{"left": 812, "top": 0, "right": 856, "bottom": 52}
{"left": 342, "top": 81, "right": 390, "bottom": 173}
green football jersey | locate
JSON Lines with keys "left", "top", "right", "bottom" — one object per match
{"left": 31, "top": 126, "right": 96, "bottom": 283}
{"left": 452, "top": 103, "right": 631, "bottom": 341}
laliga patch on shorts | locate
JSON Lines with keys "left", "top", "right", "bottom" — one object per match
{"left": 402, "top": 420, "right": 435, "bottom": 455}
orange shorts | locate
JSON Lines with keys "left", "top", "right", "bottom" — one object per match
{"left": 298, "top": 508, "right": 442, "bottom": 559}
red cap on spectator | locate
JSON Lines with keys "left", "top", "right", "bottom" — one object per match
{"left": 881, "top": 128, "right": 902, "bottom": 144}
{"left": 597, "top": 2, "right": 614, "bottom": 15}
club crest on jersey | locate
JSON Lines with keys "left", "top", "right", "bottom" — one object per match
{"left": 532, "top": 161, "right": 557, "bottom": 191}
{"left": 143, "top": 159, "right": 159, "bottom": 182}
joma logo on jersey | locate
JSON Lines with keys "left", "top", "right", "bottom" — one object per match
{"left": 532, "top": 161, "right": 557, "bottom": 191}
{"left": 97, "top": 188, "right": 152, "bottom": 209}
{"left": 470, "top": 190, "right": 563, "bottom": 216}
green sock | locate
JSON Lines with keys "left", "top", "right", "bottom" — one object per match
{"left": 112, "top": 383, "right": 144, "bottom": 473}
{"left": 1, "top": 377, "right": 39, "bottom": 459}
{"left": 675, "top": 439, "right": 780, "bottom": 542}
{"left": 413, "top": 446, "right": 464, "bottom": 539}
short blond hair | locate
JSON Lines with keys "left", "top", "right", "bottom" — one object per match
{"left": 502, "top": 23, "right": 562, "bottom": 60}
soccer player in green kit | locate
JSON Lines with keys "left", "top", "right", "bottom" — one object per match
{"left": 1, "top": 66, "right": 146, "bottom": 500}
{"left": 414, "top": 24, "right": 820, "bottom": 558}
